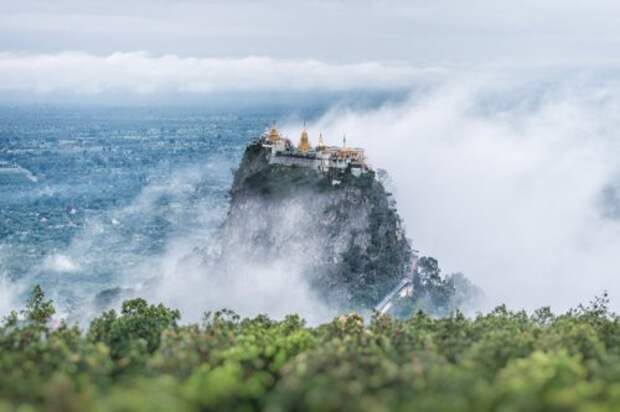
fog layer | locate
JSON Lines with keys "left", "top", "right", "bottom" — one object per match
{"left": 306, "top": 71, "right": 620, "bottom": 312}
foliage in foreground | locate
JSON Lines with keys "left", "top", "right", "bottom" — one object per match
{"left": 2, "top": 287, "right": 620, "bottom": 411}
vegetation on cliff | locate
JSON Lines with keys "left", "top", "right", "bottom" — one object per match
{"left": 2, "top": 286, "right": 620, "bottom": 411}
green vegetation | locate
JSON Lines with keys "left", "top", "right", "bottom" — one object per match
{"left": 2, "top": 287, "right": 620, "bottom": 411}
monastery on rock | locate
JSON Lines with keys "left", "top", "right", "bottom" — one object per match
{"left": 260, "top": 124, "right": 369, "bottom": 178}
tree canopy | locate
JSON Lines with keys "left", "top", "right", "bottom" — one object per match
{"left": 1, "top": 286, "right": 620, "bottom": 411}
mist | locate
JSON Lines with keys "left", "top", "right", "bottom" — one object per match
{"left": 0, "top": 52, "right": 442, "bottom": 96}
{"left": 124, "top": 67, "right": 620, "bottom": 319}
{"left": 303, "top": 70, "right": 620, "bottom": 313}
{"left": 142, "top": 195, "right": 339, "bottom": 325}
{"left": 2, "top": 152, "right": 339, "bottom": 324}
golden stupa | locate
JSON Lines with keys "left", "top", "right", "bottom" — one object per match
{"left": 298, "top": 128, "right": 311, "bottom": 153}
{"left": 267, "top": 124, "right": 281, "bottom": 143}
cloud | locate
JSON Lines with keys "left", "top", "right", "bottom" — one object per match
{"left": 0, "top": 273, "right": 21, "bottom": 316}
{"left": 302, "top": 71, "right": 620, "bottom": 313}
{"left": 3, "top": 1, "right": 620, "bottom": 62}
{"left": 0, "top": 51, "right": 445, "bottom": 96}
{"left": 143, "top": 195, "right": 339, "bottom": 325}
{"left": 40, "top": 254, "right": 81, "bottom": 273}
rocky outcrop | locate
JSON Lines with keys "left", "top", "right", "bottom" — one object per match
{"left": 214, "top": 140, "right": 413, "bottom": 311}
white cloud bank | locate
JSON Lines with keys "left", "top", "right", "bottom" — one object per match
{"left": 0, "top": 52, "right": 445, "bottom": 95}
{"left": 302, "top": 72, "right": 620, "bottom": 313}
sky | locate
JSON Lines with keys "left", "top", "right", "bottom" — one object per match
{"left": 1, "top": 0, "right": 620, "bottom": 63}
{"left": 2, "top": 0, "right": 620, "bottom": 98}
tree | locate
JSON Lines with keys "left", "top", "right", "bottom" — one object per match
{"left": 88, "top": 298, "right": 180, "bottom": 362}
{"left": 22, "top": 285, "right": 55, "bottom": 324}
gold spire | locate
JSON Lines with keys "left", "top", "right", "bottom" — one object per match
{"left": 267, "top": 122, "right": 281, "bottom": 143}
{"left": 298, "top": 128, "right": 311, "bottom": 153}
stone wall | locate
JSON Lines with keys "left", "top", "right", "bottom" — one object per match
{"left": 269, "top": 155, "right": 319, "bottom": 169}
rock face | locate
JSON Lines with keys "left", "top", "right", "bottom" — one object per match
{"left": 215, "top": 140, "right": 413, "bottom": 311}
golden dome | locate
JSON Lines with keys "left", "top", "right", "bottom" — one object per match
{"left": 298, "top": 129, "right": 311, "bottom": 153}
{"left": 267, "top": 125, "right": 281, "bottom": 143}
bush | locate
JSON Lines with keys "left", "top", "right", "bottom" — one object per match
{"left": 2, "top": 286, "right": 620, "bottom": 411}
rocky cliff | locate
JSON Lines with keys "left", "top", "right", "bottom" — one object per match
{"left": 213, "top": 140, "right": 414, "bottom": 311}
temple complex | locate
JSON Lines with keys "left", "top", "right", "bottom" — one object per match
{"left": 260, "top": 124, "right": 369, "bottom": 178}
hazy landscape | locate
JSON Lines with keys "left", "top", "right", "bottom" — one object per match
{"left": 3, "top": 1, "right": 620, "bottom": 410}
